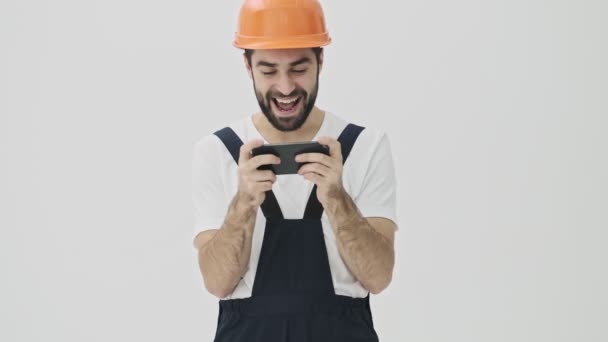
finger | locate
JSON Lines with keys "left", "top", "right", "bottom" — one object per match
{"left": 255, "top": 181, "right": 274, "bottom": 192}
{"left": 301, "top": 171, "right": 322, "bottom": 185}
{"left": 295, "top": 152, "right": 333, "bottom": 168}
{"left": 317, "top": 136, "right": 342, "bottom": 163}
{"left": 249, "top": 154, "right": 281, "bottom": 170}
{"left": 298, "top": 162, "right": 330, "bottom": 177}
{"left": 252, "top": 170, "right": 277, "bottom": 182}
{"left": 239, "top": 139, "right": 265, "bottom": 164}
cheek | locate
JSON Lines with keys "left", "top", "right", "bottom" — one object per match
{"left": 296, "top": 80, "right": 314, "bottom": 95}
{"left": 296, "top": 77, "right": 316, "bottom": 94}
{"left": 254, "top": 83, "right": 271, "bottom": 98}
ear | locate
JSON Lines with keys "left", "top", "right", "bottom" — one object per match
{"left": 318, "top": 50, "right": 324, "bottom": 74}
{"left": 243, "top": 53, "right": 252, "bottom": 80}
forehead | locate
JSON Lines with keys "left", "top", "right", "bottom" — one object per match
{"left": 251, "top": 48, "right": 315, "bottom": 65}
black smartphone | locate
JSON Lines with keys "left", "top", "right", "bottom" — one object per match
{"left": 250, "top": 141, "right": 330, "bottom": 175}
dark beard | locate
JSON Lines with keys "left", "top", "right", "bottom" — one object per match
{"left": 253, "top": 71, "right": 319, "bottom": 132}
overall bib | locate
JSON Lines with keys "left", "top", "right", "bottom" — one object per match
{"left": 212, "top": 123, "right": 379, "bottom": 342}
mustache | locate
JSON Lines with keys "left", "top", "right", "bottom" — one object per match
{"left": 266, "top": 89, "right": 307, "bottom": 100}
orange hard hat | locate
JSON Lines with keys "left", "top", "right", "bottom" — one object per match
{"left": 233, "top": 0, "right": 331, "bottom": 50}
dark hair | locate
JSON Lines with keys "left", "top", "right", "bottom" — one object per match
{"left": 244, "top": 47, "right": 323, "bottom": 67}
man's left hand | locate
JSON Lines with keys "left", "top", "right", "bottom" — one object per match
{"left": 296, "top": 136, "right": 344, "bottom": 207}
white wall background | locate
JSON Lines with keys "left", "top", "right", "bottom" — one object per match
{"left": 1, "top": 0, "right": 607, "bottom": 341}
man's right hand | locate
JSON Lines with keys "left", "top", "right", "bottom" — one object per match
{"left": 196, "top": 139, "right": 280, "bottom": 298}
{"left": 237, "top": 139, "right": 280, "bottom": 207}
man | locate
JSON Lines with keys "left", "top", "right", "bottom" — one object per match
{"left": 192, "top": 0, "right": 398, "bottom": 340}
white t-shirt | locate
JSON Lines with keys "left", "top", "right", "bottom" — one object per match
{"left": 191, "top": 111, "right": 398, "bottom": 299}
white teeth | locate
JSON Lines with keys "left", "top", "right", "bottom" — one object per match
{"left": 275, "top": 97, "right": 298, "bottom": 104}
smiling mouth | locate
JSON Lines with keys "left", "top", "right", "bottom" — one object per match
{"left": 272, "top": 96, "right": 302, "bottom": 115}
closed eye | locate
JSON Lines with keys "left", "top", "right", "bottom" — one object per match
{"left": 261, "top": 69, "right": 306, "bottom": 75}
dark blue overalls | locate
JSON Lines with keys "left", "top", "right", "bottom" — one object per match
{"left": 212, "top": 123, "right": 379, "bottom": 342}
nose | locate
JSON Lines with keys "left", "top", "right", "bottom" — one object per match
{"left": 275, "top": 72, "right": 296, "bottom": 96}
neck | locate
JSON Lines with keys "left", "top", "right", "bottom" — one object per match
{"left": 253, "top": 107, "right": 325, "bottom": 143}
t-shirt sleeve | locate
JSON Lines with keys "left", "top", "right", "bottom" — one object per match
{"left": 353, "top": 131, "right": 399, "bottom": 230}
{"left": 191, "top": 134, "right": 230, "bottom": 247}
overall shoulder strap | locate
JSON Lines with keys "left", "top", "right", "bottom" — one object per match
{"left": 213, "top": 127, "right": 284, "bottom": 219}
{"left": 303, "top": 123, "right": 365, "bottom": 219}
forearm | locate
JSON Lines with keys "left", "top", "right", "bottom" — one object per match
{"left": 198, "top": 192, "right": 256, "bottom": 297}
{"left": 325, "top": 190, "right": 394, "bottom": 294}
